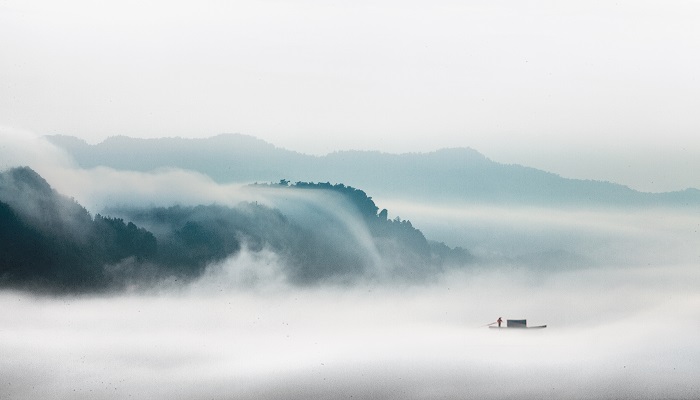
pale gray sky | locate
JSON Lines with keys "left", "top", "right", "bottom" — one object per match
{"left": 1, "top": 0, "right": 699, "bottom": 192}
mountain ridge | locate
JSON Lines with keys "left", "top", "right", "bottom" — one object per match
{"left": 45, "top": 134, "right": 700, "bottom": 207}
{"left": 1, "top": 167, "right": 472, "bottom": 292}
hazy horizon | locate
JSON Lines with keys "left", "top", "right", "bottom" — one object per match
{"left": 3, "top": 129, "right": 700, "bottom": 196}
{"left": 2, "top": 1, "right": 699, "bottom": 398}
{"left": 2, "top": 0, "right": 700, "bottom": 192}
{"left": 2, "top": 132, "right": 699, "bottom": 399}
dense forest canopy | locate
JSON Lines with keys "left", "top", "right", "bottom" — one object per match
{"left": 1, "top": 168, "right": 472, "bottom": 292}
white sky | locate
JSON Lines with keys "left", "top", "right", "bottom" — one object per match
{"left": 1, "top": 0, "right": 699, "bottom": 192}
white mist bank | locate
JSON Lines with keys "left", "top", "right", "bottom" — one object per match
{"left": 1, "top": 263, "right": 699, "bottom": 400}
{"left": 380, "top": 199, "right": 700, "bottom": 268}
{"left": 2, "top": 130, "right": 699, "bottom": 399}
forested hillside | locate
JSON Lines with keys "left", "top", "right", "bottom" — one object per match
{"left": 1, "top": 168, "right": 471, "bottom": 292}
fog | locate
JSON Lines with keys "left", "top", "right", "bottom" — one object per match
{"left": 3, "top": 1, "right": 700, "bottom": 194}
{"left": 2, "top": 130, "right": 699, "bottom": 398}
{"left": 382, "top": 200, "right": 700, "bottom": 269}
{"left": 1, "top": 264, "right": 699, "bottom": 399}
{"left": 2, "top": 203, "right": 699, "bottom": 399}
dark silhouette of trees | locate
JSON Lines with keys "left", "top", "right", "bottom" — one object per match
{"left": 2, "top": 168, "right": 474, "bottom": 292}
{"left": 1, "top": 168, "right": 159, "bottom": 291}
{"left": 0, "top": 199, "right": 107, "bottom": 291}
{"left": 291, "top": 181, "right": 379, "bottom": 220}
{"left": 92, "top": 215, "right": 157, "bottom": 263}
{"left": 269, "top": 181, "right": 473, "bottom": 274}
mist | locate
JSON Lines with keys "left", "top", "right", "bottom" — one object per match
{"left": 0, "top": 129, "right": 256, "bottom": 213}
{"left": 2, "top": 200, "right": 699, "bottom": 398}
{"left": 3, "top": 0, "right": 700, "bottom": 394}
{"left": 2, "top": 261, "right": 698, "bottom": 399}
{"left": 2, "top": 131, "right": 699, "bottom": 398}
{"left": 382, "top": 199, "right": 700, "bottom": 269}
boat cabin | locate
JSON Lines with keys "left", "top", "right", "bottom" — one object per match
{"left": 507, "top": 319, "right": 527, "bottom": 328}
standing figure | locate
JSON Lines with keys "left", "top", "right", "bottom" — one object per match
{"left": 497, "top": 317, "right": 503, "bottom": 327}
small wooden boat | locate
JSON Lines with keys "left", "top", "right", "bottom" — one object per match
{"left": 489, "top": 319, "right": 547, "bottom": 329}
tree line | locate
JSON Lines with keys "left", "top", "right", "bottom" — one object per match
{"left": 1, "top": 170, "right": 473, "bottom": 292}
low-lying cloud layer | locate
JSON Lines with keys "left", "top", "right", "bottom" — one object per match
{"left": 2, "top": 130, "right": 699, "bottom": 398}
{"left": 383, "top": 199, "right": 700, "bottom": 270}
{"left": 1, "top": 262, "right": 699, "bottom": 399}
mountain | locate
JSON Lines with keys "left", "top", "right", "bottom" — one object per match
{"left": 46, "top": 134, "right": 700, "bottom": 207}
{"left": 0, "top": 167, "right": 157, "bottom": 291}
{"left": 1, "top": 167, "right": 472, "bottom": 292}
{"left": 46, "top": 134, "right": 309, "bottom": 183}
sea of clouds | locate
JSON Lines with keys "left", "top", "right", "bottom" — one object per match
{"left": 1, "top": 129, "right": 699, "bottom": 399}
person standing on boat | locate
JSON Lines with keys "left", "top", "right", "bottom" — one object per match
{"left": 497, "top": 317, "right": 502, "bottom": 327}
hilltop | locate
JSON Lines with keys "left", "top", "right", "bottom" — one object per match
{"left": 1, "top": 167, "right": 471, "bottom": 292}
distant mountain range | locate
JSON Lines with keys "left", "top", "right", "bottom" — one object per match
{"left": 46, "top": 134, "right": 700, "bottom": 207}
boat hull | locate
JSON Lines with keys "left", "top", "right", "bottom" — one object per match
{"left": 489, "top": 325, "right": 547, "bottom": 329}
